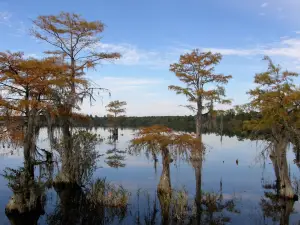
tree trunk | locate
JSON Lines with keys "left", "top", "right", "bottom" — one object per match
{"left": 157, "top": 191, "right": 171, "bottom": 225}
{"left": 61, "top": 116, "right": 72, "bottom": 179}
{"left": 152, "top": 152, "right": 158, "bottom": 174}
{"left": 52, "top": 183, "right": 84, "bottom": 225}
{"left": 191, "top": 144, "right": 204, "bottom": 225}
{"left": 279, "top": 199, "right": 294, "bottom": 225}
{"left": 5, "top": 154, "right": 45, "bottom": 225}
{"left": 196, "top": 98, "right": 202, "bottom": 138}
{"left": 23, "top": 109, "right": 39, "bottom": 177}
{"left": 270, "top": 152, "right": 281, "bottom": 196}
{"left": 273, "top": 138, "right": 295, "bottom": 199}
{"left": 158, "top": 148, "right": 171, "bottom": 194}
{"left": 113, "top": 127, "right": 118, "bottom": 139}
{"left": 60, "top": 56, "right": 75, "bottom": 178}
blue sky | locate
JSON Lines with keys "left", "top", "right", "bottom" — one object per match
{"left": 1, "top": 0, "right": 300, "bottom": 116}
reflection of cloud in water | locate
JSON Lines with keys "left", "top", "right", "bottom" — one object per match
{"left": 1, "top": 127, "right": 300, "bottom": 224}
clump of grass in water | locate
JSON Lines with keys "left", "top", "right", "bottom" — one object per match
{"left": 157, "top": 187, "right": 191, "bottom": 223}
{"left": 87, "top": 178, "right": 129, "bottom": 208}
{"left": 171, "top": 187, "right": 189, "bottom": 222}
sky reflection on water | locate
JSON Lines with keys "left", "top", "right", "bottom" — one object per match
{"left": 0, "top": 127, "right": 299, "bottom": 224}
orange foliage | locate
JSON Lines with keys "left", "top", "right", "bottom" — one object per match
{"left": 169, "top": 49, "right": 232, "bottom": 111}
{"left": 31, "top": 12, "right": 121, "bottom": 117}
{"left": 131, "top": 125, "right": 201, "bottom": 152}
{"left": 0, "top": 51, "right": 68, "bottom": 115}
{"left": 32, "top": 12, "right": 121, "bottom": 82}
{"left": 0, "top": 51, "right": 70, "bottom": 142}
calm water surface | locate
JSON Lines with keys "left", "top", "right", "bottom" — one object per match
{"left": 0, "top": 128, "right": 299, "bottom": 224}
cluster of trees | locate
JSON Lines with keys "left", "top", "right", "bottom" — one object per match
{"left": 0, "top": 12, "right": 122, "bottom": 220}
{"left": 0, "top": 12, "right": 121, "bottom": 170}
{"left": 1, "top": 10, "right": 300, "bottom": 225}
{"left": 128, "top": 51, "right": 300, "bottom": 203}
{"left": 83, "top": 110, "right": 256, "bottom": 135}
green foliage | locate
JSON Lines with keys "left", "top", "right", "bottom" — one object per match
{"left": 244, "top": 56, "right": 300, "bottom": 143}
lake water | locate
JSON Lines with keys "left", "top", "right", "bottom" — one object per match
{"left": 0, "top": 127, "right": 299, "bottom": 225}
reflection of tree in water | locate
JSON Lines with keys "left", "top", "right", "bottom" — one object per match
{"left": 197, "top": 189, "right": 240, "bottom": 225}
{"left": 1, "top": 108, "right": 54, "bottom": 224}
{"left": 190, "top": 158, "right": 240, "bottom": 224}
{"left": 130, "top": 127, "right": 239, "bottom": 225}
{"left": 190, "top": 138, "right": 205, "bottom": 225}
{"left": 47, "top": 129, "right": 128, "bottom": 225}
{"left": 3, "top": 148, "right": 53, "bottom": 225}
{"left": 260, "top": 140, "right": 298, "bottom": 225}
{"left": 105, "top": 135, "right": 126, "bottom": 169}
{"left": 189, "top": 135, "right": 240, "bottom": 225}
{"left": 260, "top": 191, "right": 295, "bottom": 225}
{"left": 130, "top": 125, "right": 200, "bottom": 194}
{"left": 132, "top": 187, "right": 239, "bottom": 225}
{"left": 47, "top": 183, "right": 127, "bottom": 225}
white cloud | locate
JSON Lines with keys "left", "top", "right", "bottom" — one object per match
{"left": 202, "top": 47, "right": 258, "bottom": 56}
{"left": 95, "top": 76, "right": 163, "bottom": 94}
{"left": 94, "top": 43, "right": 175, "bottom": 68}
{"left": 129, "top": 100, "right": 191, "bottom": 116}
{"left": 0, "top": 11, "right": 11, "bottom": 26}
{"left": 261, "top": 2, "right": 268, "bottom": 8}
{"left": 102, "top": 76, "right": 162, "bottom": 86}
{"left": 95, "top": 36, "right": 300, "bottom": 70}
{"left": 198, "top": 38, "right": 300, "bottom": 68}
{"left": 24, "top": 53, "right": 41, "bottom": 59}
{"left": 79, "top": 76, "right": 168, "bottom": 116}
{"left": 78, "top": 36, "right": 300, "bottom": 116}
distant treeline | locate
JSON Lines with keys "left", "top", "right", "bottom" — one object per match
{"left": 0, "top": 109, "right": 260, "bottom": 139}
{"left": 86, "top": 109, "right": 260, "bottom": 139}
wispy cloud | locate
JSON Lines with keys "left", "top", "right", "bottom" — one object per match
{"left": 90, "top": 76, "right": 164, "bottom": 95}
{"left": 11, "top": 21, "right": 27, "bottom": 37}
{"left": 80, "top": 76, "right": 171, "bottom": 116}
{"left": 94, "top": 43, "right": 176, "bottom": 68}
{"left": 193, "top": 38, "right": 300, "bottom": 68}
{"left": 102, "top": 76, "right": 162, "bottom": 86}
{"left": 202, "top": 47, "right": 258, "bottom": 56}
{"left": 80, "top": 36, "right": 300, "bottom": 116}
{"left": 261, "top": 2, "right": 269, "bottom": 8}
{"left": 95, "top": 36, "right": 300, "bottom": 70}
{"left": 0, "top": 11, "right": 11, "bottom": 26}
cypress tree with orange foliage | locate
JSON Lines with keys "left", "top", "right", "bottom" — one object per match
{"left": 169, "top": 49, "right": 232, "bottom": 138}
{"left": 31, "top": 12, "right": 121, "bottom": 152}
{"left": 130, "top": 125, "right": 201, "bottom": 194}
